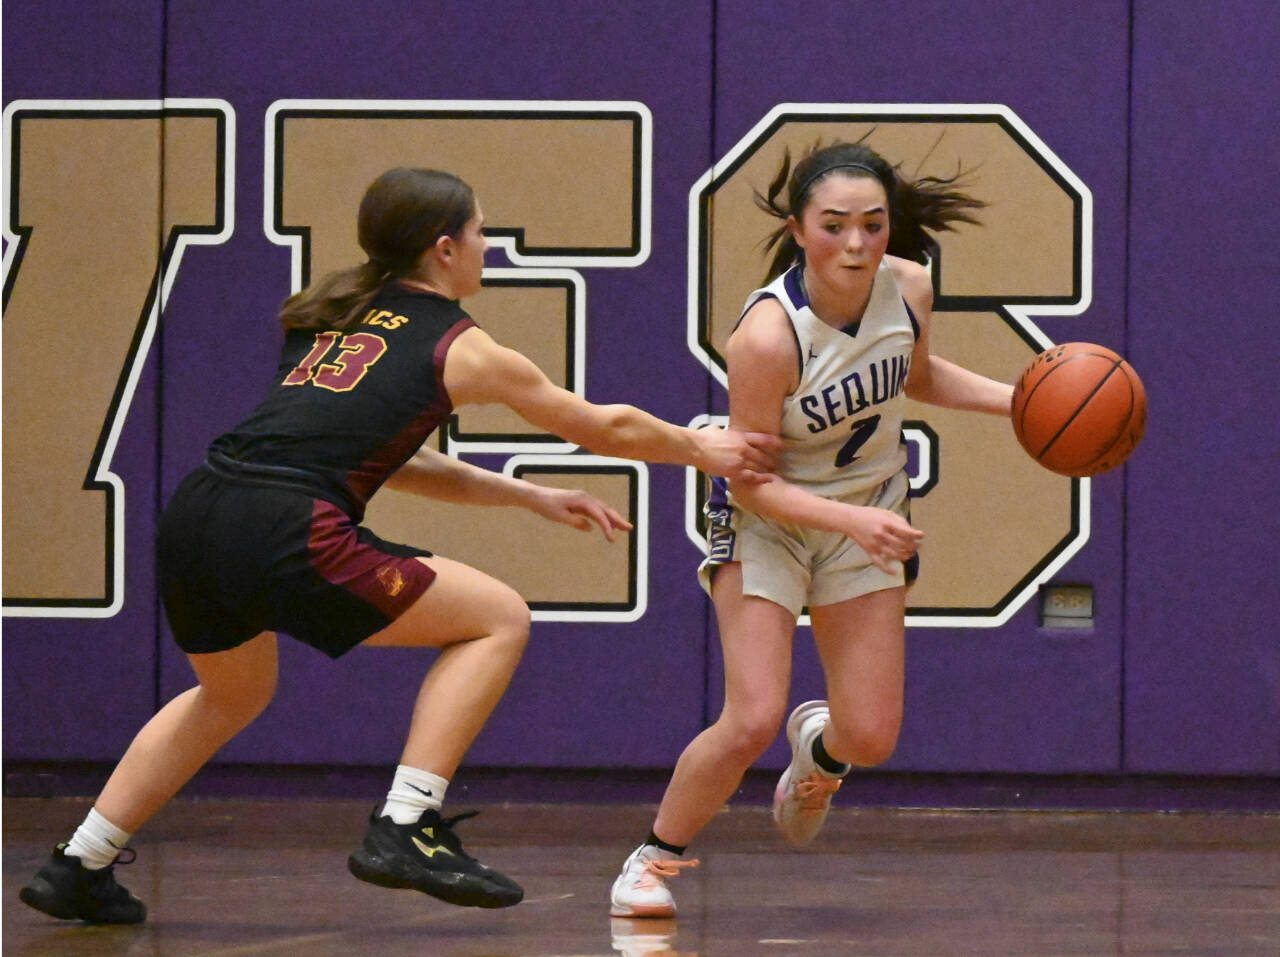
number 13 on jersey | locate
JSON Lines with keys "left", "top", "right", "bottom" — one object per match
{"left": 283, "top": 331, "right": 388, "bottom": 392}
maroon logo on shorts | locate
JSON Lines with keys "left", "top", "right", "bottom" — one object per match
{"left": 376, "top": 565, "right": 407, "bottom": 597}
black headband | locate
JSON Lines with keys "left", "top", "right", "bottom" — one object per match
{"left": 795, "top": 162, "right": 880, "bottom": 201}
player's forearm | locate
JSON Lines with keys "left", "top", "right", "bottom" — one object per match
{"left": 383, "top": 449, "right": 538, "bottom": 508}
{"left": 570, "top": 403, "right": 701, "bottom": 466}
{"left": 908, "top": 356, "right": 1013, "bottom": 416}
{"left": 729, "top": 476, "right": 860, "bottom": 535}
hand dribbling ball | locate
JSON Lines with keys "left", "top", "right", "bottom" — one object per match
{"left": 1011, "top": 342, "right": 1147, "bottom": 477}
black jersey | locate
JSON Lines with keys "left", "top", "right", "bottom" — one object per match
{"left": 208, "top": 285, "right": 475, "bottom": 519}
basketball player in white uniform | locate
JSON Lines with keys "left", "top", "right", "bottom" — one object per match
{"left": 610, "top": 143, "right": 1015, "bottom": 919}
{"left": 701, "top": 255, "right": 922, "bottom": 617}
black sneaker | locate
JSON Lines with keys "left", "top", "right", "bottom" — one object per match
{"left": 19, "top": 844, "right": 147, "bottom": 924}
{"left": 347, "top": 807, "right": 523, "bottom": 908}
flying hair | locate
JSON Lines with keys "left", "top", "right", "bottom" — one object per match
{"left": 752, "top": 137, "right": 987, "bottom": 283}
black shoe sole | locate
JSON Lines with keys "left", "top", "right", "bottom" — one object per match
{"left": 18, "top": 880, "right": 146, "bottom": 924}
{"left": 347, "top": 850, "right": 522, "bottom": 909}
{"left": 19, "top": 881, "right": 81, "bottom": 920}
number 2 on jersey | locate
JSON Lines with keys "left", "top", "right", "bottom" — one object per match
{"left": 834, "top": 414, "right": 881, "bottom": 468}
{"left": 283, "top": 331, "right": 388, "bottom": 392}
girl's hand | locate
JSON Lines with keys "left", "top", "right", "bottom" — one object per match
{"left": 842, "top": 506, "right": 924, "bottom": 574}
{"left": 527, "top": 486, "right": 633, "bottom": 542}
{"left": 693, "top": 425, "right": 781, "bottom": 485}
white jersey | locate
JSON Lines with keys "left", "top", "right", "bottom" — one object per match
{"left": 741, "top": 262, "right": 918, "bottom": 501}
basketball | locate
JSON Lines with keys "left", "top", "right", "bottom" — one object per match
{"left": 1011, "top": 342, "right": 1147, "bottom": 477}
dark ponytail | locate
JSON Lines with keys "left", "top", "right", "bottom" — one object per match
{"left": 279, "top": 168, "right": 476, "bottom": 332}
{"left": 887, "top": 169, "right": 987, "bottom": 266}
{"left": 278, "top": 260, "right": 388, "bottom": 333}
{"left": 753, "top": 149, "right": 804, "bottom": 285}
{"left": 753, "top": 140, "right": 986, "bottom": 283}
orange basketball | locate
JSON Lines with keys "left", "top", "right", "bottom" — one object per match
{"left": 1011, "top": 342, "right": 1147, "bottom": 477}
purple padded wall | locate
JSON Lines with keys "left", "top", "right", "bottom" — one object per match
{"left": 712, "top": 0, "right": 1133, "bottom": 772}
{"left": 2, "top": 1, "right": 165, "bottom": 759}
{"left": 4, "top": 0, "right": 1277, "bottom": 783}
{"left": 151, "top": 0, "right": 719, "bottom": 769}
{"left": 1124, "top": 0, "right": 1280, "bottom": 773}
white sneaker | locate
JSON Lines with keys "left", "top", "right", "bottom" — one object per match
{"left": 772, "top": 700, "right": 845, "bottom": 847}
{"left": 608, "top": 844, "right": 698, "bottom": 918}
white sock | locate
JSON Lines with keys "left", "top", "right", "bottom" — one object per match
{"left": 64, "top": 807, "right": 131, "bottom": 871}
{"left": 381, "top": 765, "right": 448, "bottom": 824}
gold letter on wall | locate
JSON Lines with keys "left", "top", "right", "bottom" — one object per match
{"left": 267, "top": 100, "right": 652, "bottom": 620}
{"left": 687, "top": 104, "right": 1093, "bottom": 627}
{"left": 3, "top": 101, "right": 233, "bottom": 616}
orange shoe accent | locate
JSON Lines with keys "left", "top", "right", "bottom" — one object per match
{"left": 794, "top": 775, "right": 841, "bottom": 811}
{"left": 638, "top": 857, "right": 699, "bottom": 882}
{"left": 610, "top": 853, "right": 699, "bottom": 918}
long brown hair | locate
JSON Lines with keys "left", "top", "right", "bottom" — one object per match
{"left": 753, "top": 140, "right": 986, "bottom": 283}
{"left": 279, "top": 168, "right": 476, "bottom": 332}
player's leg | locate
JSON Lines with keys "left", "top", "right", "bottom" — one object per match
{"left": 96, "top": 631, "right": 281, "bottom": 830}
{"left": 362, "top": 555, "right": 530, "bottom": 777}
{"left": 19, "top": 631, "right": 279, "bottom": 924}
{"left": 772, "top": 586, "right": 906, "bottom": 847}
{"left": 810, "top": 585, "right": 906, "bottom": 768}
{"left": 653, "top": 563, "right": 796, "bottom": 843}
{"left": 610, "top": 562, "right": 795, "bottom": 917}
{"left": 348, "top": 555, "right": 530, "bottom": 908}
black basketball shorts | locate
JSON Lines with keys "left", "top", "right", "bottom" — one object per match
{"left": 157, "top": 467, "right": 436, "bottom": 658}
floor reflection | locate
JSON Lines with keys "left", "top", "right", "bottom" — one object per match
{"left": 4, "top": 798, "right": 1278, "bottom": 957}
{"left": 610, "top": 916, "right": 684, "bottom": 956}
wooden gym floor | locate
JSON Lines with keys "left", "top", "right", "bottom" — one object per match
{"left": 4, "top": 796, "right": 1278, "bottom": 956}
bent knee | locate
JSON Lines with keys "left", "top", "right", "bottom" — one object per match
{"left": 849, "top": 732, "right": 899, "bottom": 767}
{"left": 477, "top": 584, "right": 530, "bottom": 655}
{"left": 718, "top": 710, "right": 786, "bottom": 760}
{"left": 200, "top": 674, "right": 276, "bottom": 725}
{"left": 831, "top": 715, "right": 900, "bottom": 767}
{"left": 493, "top": 585, "right": 532, "bottom": 639}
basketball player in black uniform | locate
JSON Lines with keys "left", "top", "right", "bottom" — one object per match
{"left": 19, "top": 167, "right": 778, "bottom": 924}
